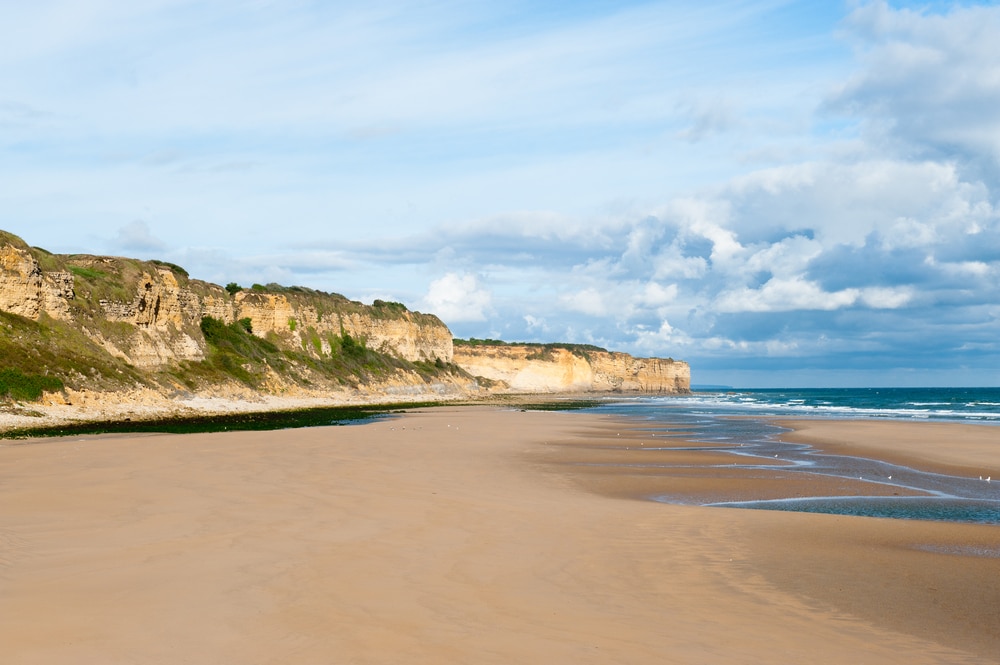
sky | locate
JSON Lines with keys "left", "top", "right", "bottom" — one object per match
{"left": 2, "top": 0, "right": 999, "bottom": 388}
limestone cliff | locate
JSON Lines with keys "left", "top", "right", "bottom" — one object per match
{"left": 453, "top": 344, "right": 690, "bottom": 394}
{"left": 0, "top": 230, "right": 461, "bottom": 400}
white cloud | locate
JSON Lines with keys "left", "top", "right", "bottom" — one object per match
{"left": 831, "top": 1, "right": 1000, "bottom": 178}
{"left": 420, "top": 272, "right": 492, "bottom": 323}
{"left": 115, "top": 220, "right": 166, "bottom": 252}
{"left": 858, "top": 286, "right": 913, "bottom": 309}
{"left": 638, "top": 282, "right": 678, "bottom": 308}
{"left": 560, "top": 288, "right": 608, "bottom": 317}
{"left": 652, "top": 249, "right": 708, "bottom": 280}
{"left": 523, "top": 314, "right": 548, "bottom": 332}
{"left": 630, "top": 320, "right": 691, "bottom": 356}
{"left": 675, "top": 98, "right": 737, "bottom": 143}
{"left": 715, "top": 278, "right": 859, "bottom": 313}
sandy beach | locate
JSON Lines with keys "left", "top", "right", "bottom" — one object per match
{"left": 1, "top": 407, "right": 997, "bottom": 663}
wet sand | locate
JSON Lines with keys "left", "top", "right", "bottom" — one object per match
{"left": 1, "top": 407, "right": 997, "bottom": 663}
{"left": 773, "top": 418, "right": 1000, "bottom": 478}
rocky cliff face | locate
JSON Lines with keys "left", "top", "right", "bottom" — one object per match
{"left": 0, "top": 230, "right": 462, "bottom": 401}
{"left": 231, "top": 292, "right": 453, "bottom": 366}
{"left": 453, "top": 345, "right": 690, "bottom": 394}
{"left": 0, "top": 232, "right": 452, "bottom": 370}
{"left": 0, "top": 242, "right": 73, "bottom": 320}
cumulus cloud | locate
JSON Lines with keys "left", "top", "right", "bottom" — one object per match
{"left": 420, "top": 272, "right": 493, "bottom": 322}
{"left": 561, "top": 288, "right": 608, "bottom": 317}
{"left": 829, "top": 1, "right": 1000, "bottom": 180}
{"left": 523, "top": 314, "right": 548, "bottom": 332}
{"left": 675, "top": 98, "right": 736, "bottom": 143}
{"left": 715, "top": 278, "right": 858, "bottom": 313}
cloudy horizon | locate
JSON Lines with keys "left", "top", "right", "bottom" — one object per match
{"left": 3, "top": 1, "right": 998, "bottom": 388}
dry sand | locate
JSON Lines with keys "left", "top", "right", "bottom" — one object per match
{"left": 1, "top": 407, "right": 997, "bottom": 663}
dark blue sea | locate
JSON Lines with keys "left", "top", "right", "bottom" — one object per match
{"left": 636, "top": 386, "right": 1000, "bottom": 422}
{"left": 579, "top": 387, "right": 1000, "bottom": 526}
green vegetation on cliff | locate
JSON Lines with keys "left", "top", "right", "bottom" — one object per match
{"left": 185, "top": 316, "right": 466, "bottom": 390}
{"left": 453, "top": 338, "right": 608, "bottom": 356}
{"left": 0, "top": 368, "right": 64, "bottom": 401}
{"left": 0, "top": 311, "right": 145, "bottom": 397}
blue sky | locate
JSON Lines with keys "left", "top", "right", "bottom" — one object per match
{"left": 2, "top": 1, "right": 999, "bottom": 387}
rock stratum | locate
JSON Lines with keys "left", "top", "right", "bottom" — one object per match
{"left": 0, "top": 230, "right": 688, "bottom": 431}
{"left": 453, "top": 343, "right": 689, "bottom": 394}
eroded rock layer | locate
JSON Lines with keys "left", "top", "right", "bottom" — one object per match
{"left": 0, "top": 232, "right": 452, "bottom": 369}
{"left": 453, "top": 345, "right": 690, "bottom": 394}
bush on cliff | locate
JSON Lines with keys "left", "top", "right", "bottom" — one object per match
{"left": 198, "top": 316, "right": 286, "bottom": 386}
{"left": 195, "top": 316, "right": 444, "bottom": 389}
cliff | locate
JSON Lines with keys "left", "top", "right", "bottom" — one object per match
{"left": 0, "top": 230, "right": 464, "bottom": 405}
{"left": 452, "top": 343, "right": 690, "bottom": 394}
{"left": 0, "top": 230, "right": 691, "bottom": 429}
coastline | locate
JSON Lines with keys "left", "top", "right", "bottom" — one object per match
{"left": 0, "top": 389, "right": 469, "bottom": 436}
{"left": 1, "top": 405, "right": 997, "bottom": 662}
{"left": 0, "top": 387, "right": 614, "bottom": 438}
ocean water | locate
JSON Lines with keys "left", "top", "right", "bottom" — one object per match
{"left": 651, "top": 386, "right": 1000, "bottom": 422}
{"left": 581, "top": 387, "right": 1000, "bottom": 525}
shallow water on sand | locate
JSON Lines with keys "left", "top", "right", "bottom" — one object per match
{"left": 710, "top": 496, "right": 1000, "bottom": 526}
{"left": 583, "top": 394, "right": 1000, "bottom": 525}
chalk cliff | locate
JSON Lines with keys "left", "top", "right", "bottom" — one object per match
{"left": 452, "top": 344, "right": 690, "bottom": 394}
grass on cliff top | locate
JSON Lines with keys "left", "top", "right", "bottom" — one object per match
{"left": 234, "top": 283, "right": 442, "bottom": 325}
{"left": 66, "top": 256, "right": 186, "bottom": 309}
{"left": 453, "top": 338, "right": 608, "bottom": 355}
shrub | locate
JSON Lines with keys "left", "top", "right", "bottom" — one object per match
{"left": 150, "top": 260, "right": 189, "bottom": 277}
{"left": 372, "top": 300, "right": 408, "bottom": 314}
{"left": 198, "top": 316, "right": 282, "bottom": 386}
{"left": 225, "top": 282, "right": 243, "bottom": 296}
{"left": 341, "top": 332, "right": 365, "bottom": 359}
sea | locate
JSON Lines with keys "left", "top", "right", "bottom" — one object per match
{"left": 580, "top": 387, "right": 1000, "bottom": 526}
